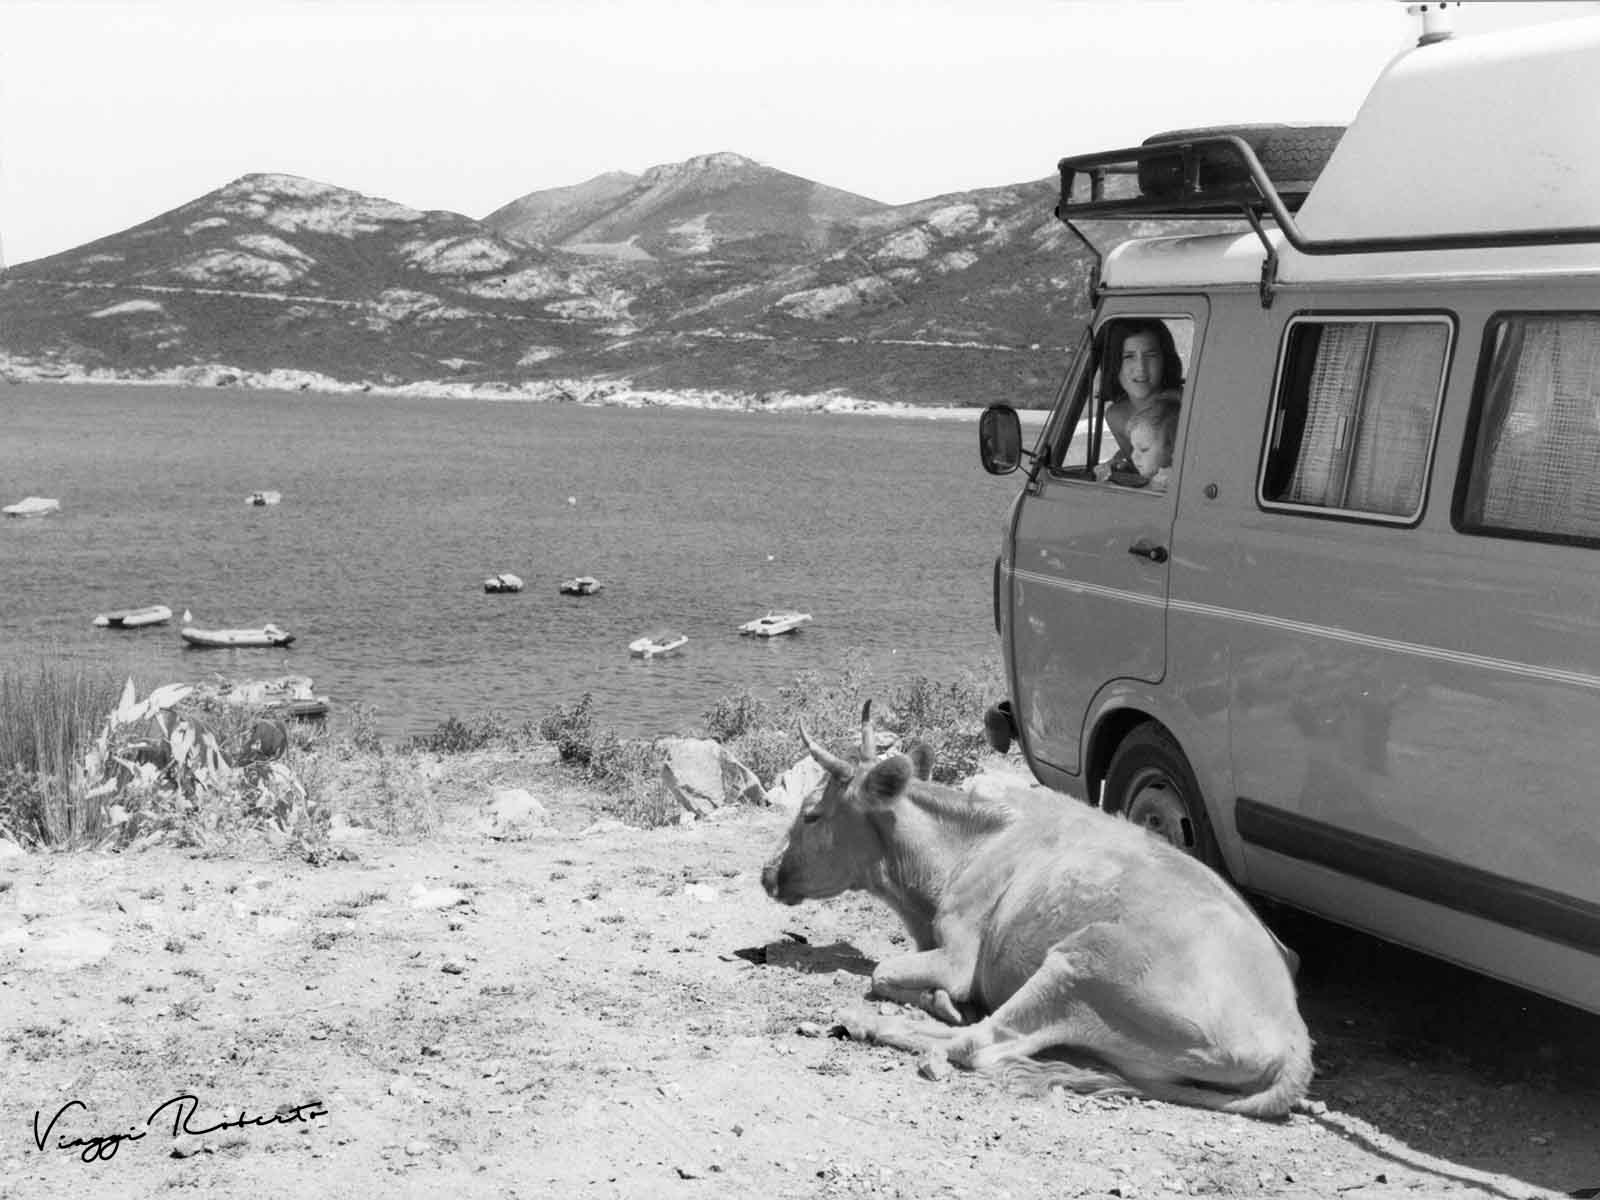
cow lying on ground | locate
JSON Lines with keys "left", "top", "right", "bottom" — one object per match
{"left": 761, "top": 703, "right": 1313, "bottom": 1119}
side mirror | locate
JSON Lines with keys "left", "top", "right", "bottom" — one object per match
{"left": 978, "top": 405, "right": 1023, "bottom": 475}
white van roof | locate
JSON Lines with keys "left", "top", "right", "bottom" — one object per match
{"left": 1105, "top": 232, "right": 1600, "bottom": 290}
{"left": 1296, "top": 16, "right": 1600, "bottom": 244}
{"left": 1102, "top": 17, "right": 1600, "bottom": 291}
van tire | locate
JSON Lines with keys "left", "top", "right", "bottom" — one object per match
{"left": 1137, "top": 124, "right": 1345, "bottom": 203}
{"left": 1102, "top": 723, "right": 1224, "bottom": 874}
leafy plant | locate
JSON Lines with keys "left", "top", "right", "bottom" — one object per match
{"left": 702, "top": 689, "right": 768, "bottom": 742}
{"left": 407, "top": 712, "right": 518, "bottom": 754}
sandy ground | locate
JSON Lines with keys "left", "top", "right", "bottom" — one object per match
{"left": 1, "top": 752, "right": 1597, "bottom": 1200}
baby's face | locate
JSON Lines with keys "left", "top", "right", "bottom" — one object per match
{"left": 1130, "top": 428, "right": 1172, "bottom": 479}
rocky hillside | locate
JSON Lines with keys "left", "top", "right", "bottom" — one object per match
{"left": 484, "top": 151, "right": 886, "bottom": 263}
{"left": 0, "top": 155, "right": 1098, "bottom": 409}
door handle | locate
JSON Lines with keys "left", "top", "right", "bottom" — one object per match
{"left": 1128, "top": 540, "right": 1168, "bottom": 564}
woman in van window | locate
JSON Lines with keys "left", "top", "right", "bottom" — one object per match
{"left": 1100, "top": 320, "right": 1184, "bottom": 474}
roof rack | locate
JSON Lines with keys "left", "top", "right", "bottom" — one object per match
{"left": 1057, "top": 135, "right": 1302, "bottom": 306}
{"left": 1058, "top": 133, "right": 1600, "bottom": 307}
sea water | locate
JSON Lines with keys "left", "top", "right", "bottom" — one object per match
{"left": 0, "top": 383, "right": 1025, "bottom": 740}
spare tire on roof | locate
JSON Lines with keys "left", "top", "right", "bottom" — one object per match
{"left": 1136, "top": 124, "right": 1345, "bottom": 205}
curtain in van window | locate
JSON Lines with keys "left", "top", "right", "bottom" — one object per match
{"left": 1346, "top": 324, "right": 1448, "bottom": 514}
{"left": 1469, "top": 317, "right": 1600, "bottom": 540}
{"left": 1287, "top": 324, "right": 1369, "bottom": 507}
{"left": 1286, "top": 321, "right": 1445, "bottom": 516}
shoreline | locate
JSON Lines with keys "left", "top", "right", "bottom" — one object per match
{"left": 0, "top": 359, "right": 1057, "bottom": 422}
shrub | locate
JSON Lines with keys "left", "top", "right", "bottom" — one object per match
{"left": 539, "top": 693, "right": 601, "bottom": 766}
{"left": 338, "top": 702, "right": 384, "bottom": 757}
{"left": 406, "top": 712, "right": 516, "bottom": 755}
{"left": 884, "top": 672, "right": 992, "bottom": 783}
{"left": 702, "top": 689, "right": 768, "bottom": 742}
{"left": 725, "top": 726, "right": 800, "bottom": 788}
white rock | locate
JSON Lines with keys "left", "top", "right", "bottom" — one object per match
{"left": 408, "top": 884, "right": 468, "bottom": 910}
{"left": 14, "top": 925, "right": 113, "bottom": 971}
{"left": 767, "top": 758, "right": 826, "bottom": 813}
{"left": 476, "top": 788, "right": 548, "bottom": 839}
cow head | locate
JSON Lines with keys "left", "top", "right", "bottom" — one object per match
{"left": 761, "top": 701, "right": 933, "bottom": 905}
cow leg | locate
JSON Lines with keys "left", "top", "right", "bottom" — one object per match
{"left": 942, "top": 924, "right": 1214, "bottom": 1083}
{"left": 870, "top": 949, "right": 973, "bottom": 1025}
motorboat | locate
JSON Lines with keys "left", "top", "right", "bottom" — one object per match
{"left": 200, "top": 673, "right": 328, "bottom": 717}
{"left": 629, "top": 630, "right": 688, "bottom": 658}
{"left": 738, "top": 610, "right": 812, "bottom": 637}
{"left": 559, "top": 575, "right": 602, "bottom": 596}
{"left": 274, "top": 696, "right": 330, "bottom": 719}
{"left": 245, "top": 491, "right": 282, "bottom": 507}
{"left": 484, "top": 573, "right": 524, "bottom": 594}
{"left": 4, "top": 496, "right": 60, "bottom": 517}
{"left": 180, "top": 611, "right": 295, "bottom": 649}
{"left": 93, "top": 604, "right": 173, "bottom": 629}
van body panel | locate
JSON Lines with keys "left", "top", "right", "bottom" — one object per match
{"left": 1224, "top": 517, "right": 1600, "bottom": 914}
{"left": 1247, "top": 848, "right": 1598, "bottom": 1015}
{"left": 1011, "top": 486, "right": 1173, "bottom": 775}
{"left": 1007, "top": 298, "right": 1208, "bottom": 776}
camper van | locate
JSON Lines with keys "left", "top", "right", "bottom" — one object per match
{"left": 978, "top": 14, "right": 1600, "bottom": 1016}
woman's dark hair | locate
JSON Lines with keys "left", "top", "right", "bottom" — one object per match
{"left": 1098, "top": 319, "right": 1184, "bottom": 404}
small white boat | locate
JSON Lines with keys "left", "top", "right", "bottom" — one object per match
{"left": 180, "top": 611, "right": 295, "bottom": 649}
{"left": 629, "top": 630, "right": 688, "bottom": 658}
{"left": 484, "top": 573, "right": 525, "bottom": 594}
{"left": 245, "top": 490, "right": 282, "bottom": 507}
{"left": 93, "top": 604, "right": 173, "bottom": 629}
{"left": 739, "top": 610, "right": 813, "bottom": 637}
{"left": 4, "top": 496, "right": 60, "bottom": 517}
{"left": 560, "top": 576, "right": 602, "bottom": 596}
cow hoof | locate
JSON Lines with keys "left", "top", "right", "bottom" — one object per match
{"left": 925, "top": 989, "right": 964, "bottom": 1025}
{"left": 946, "top": 1030, "right": 990, "bottom": 1069}
{"left": 917, "top": 1051, "right": 952, "bottom": 1081}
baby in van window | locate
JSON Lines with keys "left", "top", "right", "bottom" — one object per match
{"left": 1127, "top": 395, "right": 1181, "bottom": 489}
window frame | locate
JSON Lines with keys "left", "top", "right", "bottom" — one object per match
{"left": 1256, "top": 311, "right": 1456, "bottom": 529}
{"left": 1043, "top": 309, "right": 1199, "bottom": 485}
{"left": 1453, "top": 309, "right": 1600, "bottom": 550}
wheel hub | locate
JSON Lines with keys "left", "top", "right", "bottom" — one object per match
{"left": 1124, "top": 773, "right": 1196, "bottom": 853}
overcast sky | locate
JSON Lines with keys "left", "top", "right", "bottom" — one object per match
{"left": 2, "top": 0, "right": 1597, "bottom": 266}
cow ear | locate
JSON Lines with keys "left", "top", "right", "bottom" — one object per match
{"left": 860, "top": 755, "right": 913, "bottom": 807}
{"left": 906, "top": 741, "right": 935, "bottom": 781}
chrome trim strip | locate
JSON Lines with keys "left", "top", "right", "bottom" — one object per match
{"left": 1172, "top": 597, "right": 1600, "bottom": 691}
{"left": 1006, "top": 566, "right": 1600, "bottom": 691}
{"left": 1010, "top": 567, "right": 1165, "bottom": 609}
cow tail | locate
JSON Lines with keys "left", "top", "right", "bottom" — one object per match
{"left": 995, "top": 1030, "right": 1314, "bottom": 1120}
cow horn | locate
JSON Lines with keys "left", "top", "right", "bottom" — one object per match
{"left": 797, "top": 720, "right": 852, "bottom": 780}
{"left": 860, "top": 699, "right": 875, "bottom": 759}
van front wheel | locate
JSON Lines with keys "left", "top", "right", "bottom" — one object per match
{"left": 1103, "top": 724, "right": 1224, "bottom": 874}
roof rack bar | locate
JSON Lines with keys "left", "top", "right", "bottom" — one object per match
{"left": 1241, "top": 206, "right": 1279, "bottom": 308}
{"left": 1057, "top": 213, "right": 1104, "bottom": 307}
{"left": 1056, "top": 135, "right": 1600, "bottom": 256}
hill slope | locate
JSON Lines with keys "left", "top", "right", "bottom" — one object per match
{"left": 0, "top": 158, "right": 1098, "bottom": 408}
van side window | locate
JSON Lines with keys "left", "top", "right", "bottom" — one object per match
{"left": 1260, "top": 317, "right": 1451, "bottom": 523}
{"left": 1055, "top": 316, "right": 1192, "bottom": 489}
{"left": 1459, "top": 315, "right": 1600, "bottom": 545}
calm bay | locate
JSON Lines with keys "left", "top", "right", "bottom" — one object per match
{"left": 1, "top": 383, "right": 1023, "bottom": 740}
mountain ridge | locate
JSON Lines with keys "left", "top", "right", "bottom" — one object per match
{"left": 0, "top": 153, "right": 1099, "bottom": 409}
